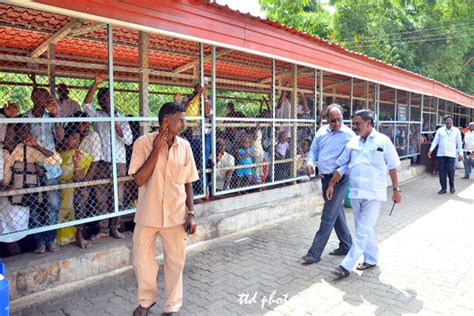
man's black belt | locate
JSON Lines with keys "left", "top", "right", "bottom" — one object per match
{"left": 321, "top": 173, "right": 334, "bottom": 179}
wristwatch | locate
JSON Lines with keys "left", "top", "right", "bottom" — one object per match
{"left": 393, "top": 187, "right": 401, "bottom": 192}
{"left": 186, "top": 209, "right": 195, "bottom": 216}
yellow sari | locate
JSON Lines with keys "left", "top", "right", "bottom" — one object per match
{"left": 56, "top": 149, "right": 92, "bottom": 245}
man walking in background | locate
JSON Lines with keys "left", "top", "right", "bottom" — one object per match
{"left": 428, "top": 115, "right": 463, "bottom": 194}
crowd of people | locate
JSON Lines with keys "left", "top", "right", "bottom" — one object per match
{"left": 1, "top": 74, "right": 470, "bottom": 260}
{"left": 0, "top": 74, "right": 138, "bottom": 255}
{"left": 176, "top": 85, "right": 315, "bottom": 195}
{"left": 0, "top": 76, "right": 315, "bottom": 256}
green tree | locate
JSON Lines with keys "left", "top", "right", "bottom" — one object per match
{"left": 259, "top": 0, "right": 474, "bottom": 94}
{"left": 259, "top": 0, "right": 332, "bottom": 39}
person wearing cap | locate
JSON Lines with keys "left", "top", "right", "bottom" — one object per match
{"left": 56, "top": 83, "right": 81, "bottom": 117}
{"left": 129, "top": 102, "right": 199, "bottom": 316}
{"left": 428, "top": 115, "right": 463, "bottom": 194}
{"left": 326, "top": 110, "right": 401, "bottom": 278}
{"left": 299, "top": 103, "right": 354, "bottom": 265}
{"left": 462, "top": 122, "right": 474, "bottom": 179}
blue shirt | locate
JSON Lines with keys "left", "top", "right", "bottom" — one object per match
{"left": 24, "top": 110, "right": 63, "bottom": 180}
{"left": 306, "top": 124, "right": 355, "bottom": 174}
{"left": 336, "top": 130, "right": 400, "bottom": 201}
{"left": 237, "top": 147, "right": 253, "bottom": 177}
{"left": 429, "top": 126, "right": 463, "bottom": 158}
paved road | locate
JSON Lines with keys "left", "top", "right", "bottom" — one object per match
{"left": 14, "top": 174, "right": 474, "bottom": 315}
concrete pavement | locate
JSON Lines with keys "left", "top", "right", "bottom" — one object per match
{"left": 13, "top": 173, "right": 474, "bottom": 315}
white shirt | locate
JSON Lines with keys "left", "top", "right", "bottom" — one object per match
{"left": 57, "top": 97, "right": 81, "bottom": 117}
{"left": 216, "top": 152, "right": 235, "bottom": 190}
{"left": 464, "top": 130, "right": 474, "bottom": 152}
{"left": 336, "top": 130, "right": 400, "bottom": 201}
{"left": 79, "top": 131, "right": 103, "bottom": 162}
{"left": 83, "top": 103, "right": 133, "bottom": 163}
{"left": 429, "top": 126, "right": 462, "bottom": 158}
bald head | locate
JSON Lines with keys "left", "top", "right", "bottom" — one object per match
{"left": 326, "top": 103, "right": 344, "bottom": 131}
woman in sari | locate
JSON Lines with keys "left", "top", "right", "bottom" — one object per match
{"left": 57, "top": 124, "right": 93, "bottom": 248}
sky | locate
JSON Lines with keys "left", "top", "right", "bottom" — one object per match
{"left": 213, "top": 0, "right": 335, "bottom": 18}
{"left": 214, "top": 0, "right": 266, "bottom": 18}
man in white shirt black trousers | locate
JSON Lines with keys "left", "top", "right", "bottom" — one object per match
{"left": 428, "top": 115, "right": 463, "bottom": 194}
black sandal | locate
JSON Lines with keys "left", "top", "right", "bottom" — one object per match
{"left": 356, "top": 262, "right": 376, "bottom": 270}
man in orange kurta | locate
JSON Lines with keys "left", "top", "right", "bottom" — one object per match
{"left": 129, "top": 102, "right": 199, "bottom": 316}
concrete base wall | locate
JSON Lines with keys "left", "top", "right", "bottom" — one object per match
{"left": 7, "top": 161, "right": 424, "bottom": 311}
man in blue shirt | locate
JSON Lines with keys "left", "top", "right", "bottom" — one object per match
{"left": 300, "top": 104, "right": 354, "bottom": 265}
{"left": 428, "top": 115, "right": 463, "bottom": 194}
{"left": 327, "top": 110, "right": 401, "bottom": 278}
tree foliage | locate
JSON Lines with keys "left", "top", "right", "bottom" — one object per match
{"left": 259, "top": 0, "right": 473, "bottom": 94}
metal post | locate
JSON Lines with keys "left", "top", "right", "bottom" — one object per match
{"left": 319, "top": 70, "right": 323, "bottom": 125}
{"left": 314, "top": 68, "right": 318, "bottom": 132}
{"left": 350, "top": 77, "right": 354, "bottom": 122}
{"left": 210, "top": 44, "right": 217, "bottom": 197}
{"left": 420, "top": 94, "right": 424, "bottom": 130}
{"left": 206, "top": 45, "right": 214, "bottom": 197}
{"left": 271, "top": 59, "right": 276, "bottom": 183}
{"left": 365, "top": 81, "right": 369, "bottom": 109}
{"left": 107, "top": 24, "right": 120, "bottom": 213}
{"left": 138, "top": 31, "right": 149, "bottom": 133}
{"left": 291, "top": 64, "right": 298, "bottom": 180}
{"left": 435, "top": 97, "right": 439, "bottom": 128}
{"left": 48, "top": 43, "right": 55, "bottom": 97}
{"left": 408, "top": 92, "right": 412, "bottom": 122}
{"left": 376, "top": 83, "right": 380, "bottom": 129}
{"left": 393, "top": 88, "right": 397, "bottom": 148}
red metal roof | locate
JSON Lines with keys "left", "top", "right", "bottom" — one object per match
{"left": 1, "top": 0, "right": 473, "bottom": 107}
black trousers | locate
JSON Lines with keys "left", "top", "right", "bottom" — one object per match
{"left": 437, "top": 156, "right": 455, "bottom": 190}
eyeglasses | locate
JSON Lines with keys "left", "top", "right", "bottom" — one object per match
{"left": 329, "top": 118, "right": 343, "bottom": 123}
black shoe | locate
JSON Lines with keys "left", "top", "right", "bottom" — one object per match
{"left": 162, "top": 312, "right": 180, "bottom": 316}
{"left": 450, "top": 188, "right": 456, "bottom": 193}
{"left": 133, "top": 303, "right": 155, "bottom": 316}
{"left": 331, "top": 265, "right": 350, "bottom": 278}
{"left": 461, "top": 176, "right": 469, "bottom": 179}
{"left": 438, "top": 189, "right": 447, "bottom": 194}
{"left": 329, "top": 248, "right": 348, "bottom": 256}
{"left": 300, "top": 255, "right": 321, "bottom": 265}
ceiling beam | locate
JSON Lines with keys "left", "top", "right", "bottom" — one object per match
{"left": 69, "top": 22, "right": 106, "bottom": 36}
{"left": 31, "top": 18, "right": 80, "bottom": 58}
{"left": 324, "top": 79, "right": 352, "bottom": 90}
{"left": 174, "top": 48, "right": 232, "bottom": 73}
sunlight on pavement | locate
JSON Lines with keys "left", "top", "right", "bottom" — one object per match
{"left": 265, "top": 184, "right": 474, "bottom": 315}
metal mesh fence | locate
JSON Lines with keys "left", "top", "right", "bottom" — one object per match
{"left": 1, "top": 3, "right": 470, "bottom": 250}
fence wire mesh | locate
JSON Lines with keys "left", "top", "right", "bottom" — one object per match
{"left": 2, "top": 2, "right": 471, "bottom": 250}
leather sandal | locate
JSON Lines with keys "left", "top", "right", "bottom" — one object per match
{"left": 356, "top": 262, "right": 376, "bottom": 270}
{"left": 331, "top": 265, "right": 350, "bottom": 278}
